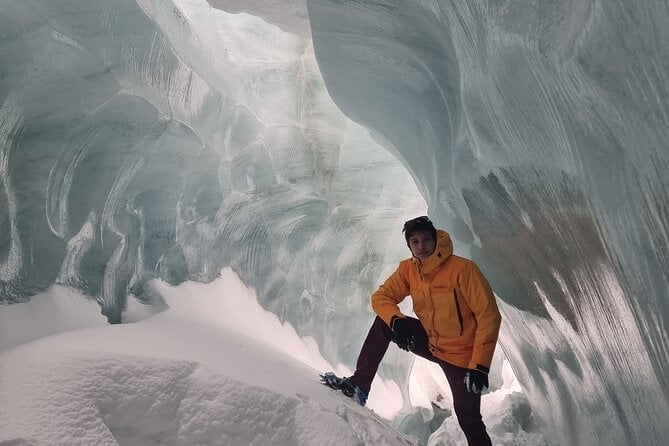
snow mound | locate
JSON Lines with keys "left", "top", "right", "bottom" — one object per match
{"left": 0, "top": 351, "right": 409, "bottom": 446}
{"left": 0, "top": 271, "right": 417, "bottom": 446}
{"left": 0, "top": 285, "right": 107, "bottom": 352}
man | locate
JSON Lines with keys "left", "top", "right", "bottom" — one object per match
{"left": 323, "top": 216, "right": 501, "bottom": 445}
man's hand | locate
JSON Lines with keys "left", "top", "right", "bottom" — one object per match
{"left": 391, "top": 317, "right": 414, "bottom": 351}
{"left": 463, "top": 369, "right": 489, "bottom": 393}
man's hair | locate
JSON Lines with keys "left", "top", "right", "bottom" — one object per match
{"left": 402, "top": 216, "right": 437, "bottom": 244}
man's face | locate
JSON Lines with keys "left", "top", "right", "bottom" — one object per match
{"left": 408, "top": 231, "right": 436, "bottom": 261}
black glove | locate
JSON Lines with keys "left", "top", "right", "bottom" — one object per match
{"left": 464, "top": 369, "right": 489, "bottom": 394}
{"left": 391, "top": 317, "right": 414, "bottom": 351}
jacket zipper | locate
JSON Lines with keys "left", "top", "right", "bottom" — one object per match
{"left": 453, "top": 290, "right": 464, "bottom": 336}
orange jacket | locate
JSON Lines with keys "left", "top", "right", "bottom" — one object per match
{"left": 372, "top": 230, "right": 501, "bottom": 372}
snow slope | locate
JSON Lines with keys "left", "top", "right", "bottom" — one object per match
{"left": 0, "top": 270, "right": 415, "bottom": 446}
{"left": 0, "top": 268, "right": 543, "bottom": 445}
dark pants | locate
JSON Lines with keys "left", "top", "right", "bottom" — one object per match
{"left": 351, "top": 316, "right": 492, "bottom": 446}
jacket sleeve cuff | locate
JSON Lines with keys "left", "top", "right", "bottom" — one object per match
{"left": 467, "top": 362, "right": 490, "bottom": 374}
{"left": 378, "top": 310, "right": 404, "bottom": 328}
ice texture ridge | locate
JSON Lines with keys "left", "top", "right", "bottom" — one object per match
{"left": 0, "top": 0, "right": 425, "bottom": 369}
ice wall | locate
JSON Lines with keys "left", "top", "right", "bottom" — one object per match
{"left": 3, "top": 0, "right": 669, "bottom": 444}
{"left": 307, "top": 0, "right": 669, "bottom": 444}
{"left": 0, "top": 0, "right": 425, "bottom": 369}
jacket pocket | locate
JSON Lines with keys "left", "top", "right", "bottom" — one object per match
{"left": 431, "top": 287, "right": 463, "bottom": 339}
{"left": 410, "top": 283, "right": 427, "bottom": 313}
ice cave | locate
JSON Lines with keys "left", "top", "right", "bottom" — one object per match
{"left": 1, "top": 0, "right": 668, "bottom": 445}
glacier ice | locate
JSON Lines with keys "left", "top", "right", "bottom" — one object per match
{"left": 1, "top": 0, "right": 669, "bottom": 444}
{"left": 308, "top": 0, "right": 669, "bottom": 444}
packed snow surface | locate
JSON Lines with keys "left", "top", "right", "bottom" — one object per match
{"left": 0, "top": 270, "right": 415, "bottom": 446}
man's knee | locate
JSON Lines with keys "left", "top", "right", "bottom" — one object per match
{"left": 370, "top": 316, "right": 393, "bottom": 340}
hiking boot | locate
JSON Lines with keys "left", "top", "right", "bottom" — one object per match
{"left": 320, "top": 372, "right": 368, "bottom": 406}
{"left": 339, "top": 376, "right": 368, "bottom": 406}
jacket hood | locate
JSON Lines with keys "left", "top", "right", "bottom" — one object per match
{"left": 434, "top": 229, "right": 454, "bottom": 257}
{"left": 411, "top": 229, "right": 453, "bottom": 272}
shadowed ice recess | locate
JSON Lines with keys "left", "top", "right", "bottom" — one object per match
{"left": 1, "top": 0, "right": 668, "bottom": 445}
